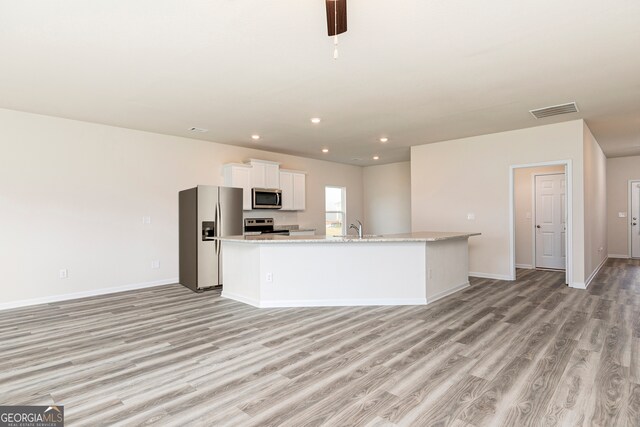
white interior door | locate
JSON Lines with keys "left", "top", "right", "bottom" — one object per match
{"left": 535, "top": 173, "right": 566, "bottom": 269}
{"left": 632, "top": 181, "right": 640, "bottom": 258}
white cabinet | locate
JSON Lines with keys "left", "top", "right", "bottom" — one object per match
{"left": 224, "top": 160, "right": 305, "bottom": 211}
{"left": 223, "top": 163, "right": 252, "bottom": 210}
{"left": 279, "top": 169, "right": 306, "bottom": 211}
{"left": 249, "top": 159, "right": 280, "bottom": 189}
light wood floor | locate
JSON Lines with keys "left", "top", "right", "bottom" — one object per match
{"left": 1, "top": 259, "right": 639, "bottom": 426}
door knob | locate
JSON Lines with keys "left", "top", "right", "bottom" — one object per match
{"left": 536, "top": 225, "right": 541, "bottom": 229}
{"left": 634, "top": 223, "right": 638, "bottom": 226}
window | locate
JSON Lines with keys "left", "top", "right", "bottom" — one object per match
{"left": 325, "top": 186, "right": 346, "bottom": 236}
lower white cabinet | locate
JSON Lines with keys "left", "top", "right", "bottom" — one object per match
{"left": 223, "top": 164, "right": 252, "bottom": 210}
{"left": 280, "top": 170, "right": 306, "bottom": 211}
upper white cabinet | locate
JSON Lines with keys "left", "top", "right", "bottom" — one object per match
{"left": 280, "top": 169, "right": 306, "bottom": 211}
{"left": 223, "top": 163, "right": 252, "bottom": 210}
{"left": 249, "top": 159, "right": 280, "bottom": 189}
{"left": 224, "top": 160, "right": 305, "bottom": 211}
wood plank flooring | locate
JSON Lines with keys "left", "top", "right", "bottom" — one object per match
{"left": 1, "top": 258, "right": 639, "bottom": 426}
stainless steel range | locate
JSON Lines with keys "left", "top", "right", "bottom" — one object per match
{"left": 244, "top": 218, "right": 288, "bottom": 236}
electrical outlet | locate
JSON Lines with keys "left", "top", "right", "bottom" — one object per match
{"left": 59, "top": 269, "right": 68, "bottom": 279}
{"left": 142, "top": 216, "right": 151, "bottom": 224}
{"left": 266, "top": 272, "right": 273, "bottom": 282}
{"left": 151, "top": 260, "right": 160, "bottom": 269}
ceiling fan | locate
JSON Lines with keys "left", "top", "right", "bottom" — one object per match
{"left": 325, "top": 0, "right": 347, "bottom": 58}
{"left": 325, "top": 0, "right": 347, "bottom": 36}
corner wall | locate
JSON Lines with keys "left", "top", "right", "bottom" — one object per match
{"left": 0, "top": 108, "right": 364, "bottom": 307}
{"left": 582, "top": 122, "right": 608, "bottom": 282}
{"left": 411, "top": 120, "right": 586, "bottom": 283}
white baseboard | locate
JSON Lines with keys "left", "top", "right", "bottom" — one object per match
{"left": 220, "top": 291, "right": 262, "bottom": 308}
{"left": 469, "top": 272, "right": 514, "bottom": 281}
{"left": 427, "top": 282, "right": 470, "bottom": 304}
{"left": 0, "top": 278, "right": 178, "bottom": 311}
{"left": 608, "top": 254, "right": 629, "bottom": 259}
{"left": 578, "top": 256, "right": 608, "bottom": 290}
{"left": 515, "top": 264, "right": 534, "bottom": 269}
{"left": 222, "top": 291, "right": 427, "bottom": 308}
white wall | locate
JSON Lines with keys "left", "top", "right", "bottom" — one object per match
{"left": 514, "top": 165, "right": 565, "bottom": 268}
{"left": 605, "top": 155, "right": 640, "bottom": 257}
{"left": 582, "top": 122, "right": 607, "bottom": 280}
{"left": 411, "top": 120, "right": 588, "bottom": 284}
{"left": 363, "top": 162, "right": 411, "bottom": 235}
{"left": 0, "top": 108, "right": 364, "bottom": 306}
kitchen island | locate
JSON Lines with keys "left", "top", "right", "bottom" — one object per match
{"left": 216, "top": 231, "right": 480, "bottom": 308}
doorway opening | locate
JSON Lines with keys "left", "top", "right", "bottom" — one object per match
{"left": 510, "top": 160, "right": 572, "bottom": 285}
{"left": 630, "top": 180, "right": 640, "bottom": 258}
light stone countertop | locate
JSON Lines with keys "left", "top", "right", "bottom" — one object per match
{"left": 215, "top": 231, "right": 480, "bottom": 244}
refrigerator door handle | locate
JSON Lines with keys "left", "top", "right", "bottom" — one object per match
{"left": 215, "top": 202, "right": 221, "bottom": 255}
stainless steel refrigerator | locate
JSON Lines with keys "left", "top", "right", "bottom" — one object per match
{"left": 179, "top": 185, "right": 243, "bottom": 292}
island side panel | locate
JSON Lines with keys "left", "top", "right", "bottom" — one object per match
{"left": 256, "top": 242, "right": 427, "bottom": 307}
{"left": 221, "top": 242, "right": 262, "bottom": 306}
{"left": 425, "top": 237, "right": 471, "bottom": 302}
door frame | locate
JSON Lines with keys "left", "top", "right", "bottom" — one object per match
{"left": 532, "top": 172, "right": 567, "bottom": 269}
{"left": 509, "top": 160, "right": 572, "bottom": 285}
{"left": 629, "top": 179, "right": 640, "bottom": 259}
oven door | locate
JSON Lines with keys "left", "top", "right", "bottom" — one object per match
{"left": 252, "top": 189, "right": 282, "bottom": 209}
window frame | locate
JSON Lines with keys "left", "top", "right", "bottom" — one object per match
{"left": 325, "top": 186, "right": 347, "bottom": 236}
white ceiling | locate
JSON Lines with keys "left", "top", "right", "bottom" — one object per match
{"left": 1, "top": 0, "right": 639, "bottom": 166}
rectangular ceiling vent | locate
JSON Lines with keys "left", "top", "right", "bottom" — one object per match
{"left": 529, "top": 102, "right": 578, "bottom": 119}
{"left": 189, "top": 127, "right": 208, "bottom": 133}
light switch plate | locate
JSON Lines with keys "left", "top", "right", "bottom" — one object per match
{"left": 142, "top": 216, "right": 152, "bottom": 224}
{"left": 467, "top": 213, "right": 475, "bottom": 220}
{"left": 618, "top": 212, "right": 627, "bottom": 218}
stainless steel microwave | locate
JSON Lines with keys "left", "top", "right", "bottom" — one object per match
{"left": 252, "top": 188, "right": 282, "bottom": 209}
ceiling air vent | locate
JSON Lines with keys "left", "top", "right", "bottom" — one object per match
{"left": 529, "top": 102, "right": 578, "bottom": 119}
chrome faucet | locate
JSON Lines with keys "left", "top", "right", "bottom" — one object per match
{"left": 349, "top": 220, "right": 363, "bottom": 238}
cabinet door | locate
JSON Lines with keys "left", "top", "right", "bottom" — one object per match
{"left": 280, "top": 172, "right": 294, "bottom": 210}
{"left": 265, "top": 164, "right": 280, "bottom": 188}
{"left": 234, "top": 167, "right": 252, "bottom": 210}
{"left": 292, "top": 173, "right": 306, "bottom": 210}
{"left": 251, "top": 163, "right": 266, "bottom": 188}
{"left": 223, "top": 165, "right": 252, "bottom": 210}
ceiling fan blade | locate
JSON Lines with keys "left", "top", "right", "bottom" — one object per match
{"left": 326, "top": 0, "right": 347, "bottom": 36}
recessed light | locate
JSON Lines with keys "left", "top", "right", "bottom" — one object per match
{"left": 373, "top": 156, "right": 380, "bottom": 160}
{"left": 322, "top": 148, "right": 329, "bottom": 153}
{"left": 379, "top": 137, "right": 389, "bottom": 143}
{"left": 311, "top": 118, "right": 321, "bottom": 124}
{"left": 251, "top": 134, "right": 260, "bottom": 140}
